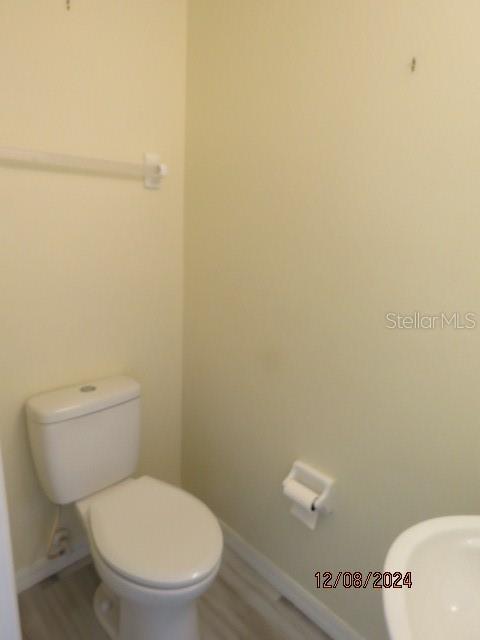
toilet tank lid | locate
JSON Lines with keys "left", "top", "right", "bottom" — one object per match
{"left": 26, "top": 376, "right": 140, "bottom": 424}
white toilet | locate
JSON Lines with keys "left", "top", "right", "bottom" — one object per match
{"left": 26, "top": 376, "right": 223, "bottom": 640}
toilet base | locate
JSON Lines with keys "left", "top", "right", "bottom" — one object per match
{"left": 94, "top": 583, "right": 119, "bottom": 639}
{"left": 119, "top": 596, "right": 199, "bottom": 640}
{"left": 93, "top": 581, "right": 199, "bottom": 640}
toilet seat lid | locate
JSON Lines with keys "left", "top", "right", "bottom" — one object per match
{"left": 89, "top": 476, "right": 223, "bottom": 589}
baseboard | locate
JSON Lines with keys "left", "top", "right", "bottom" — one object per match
{"left": 16, "top": 542, "right": 91, "bottom": 593}
{"left": 15, "top": 519, "right": 364, "bottom": 640}
{"left": 221, "top": 521, "right": 366, "bottom": 640}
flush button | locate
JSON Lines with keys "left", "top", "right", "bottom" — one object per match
{"left": 80, "top": 385, "right": 96, "bottom": 393}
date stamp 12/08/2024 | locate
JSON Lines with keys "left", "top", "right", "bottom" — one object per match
{"left": 315, "top": 571, "right": 413, "bottom": 590}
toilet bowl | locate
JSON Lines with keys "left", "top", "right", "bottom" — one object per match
{"left": 76, "top": 476, "right": 223, "bottom": 640}
{"left": 26, "top": 376, "right": 223, "bottom": 640}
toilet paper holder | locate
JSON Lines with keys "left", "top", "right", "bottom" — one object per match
{"left": 282, "top": 461, "right": 334, "bottom": 530}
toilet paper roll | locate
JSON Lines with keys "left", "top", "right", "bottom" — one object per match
{"left": 282, "top": 479, "right": 319, "bottom": 511}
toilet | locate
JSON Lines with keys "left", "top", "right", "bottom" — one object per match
{"left": 26, "top": 376, "right": 223, "bottom": 640}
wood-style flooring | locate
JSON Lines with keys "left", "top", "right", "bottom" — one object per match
{"left": 19, "top": 546, "right": 332, "bottom": 640}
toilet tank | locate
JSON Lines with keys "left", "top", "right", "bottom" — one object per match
{"left": 26, "top": 376, "right": 141, "bottom": 505}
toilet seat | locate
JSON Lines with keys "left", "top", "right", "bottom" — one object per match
{"left": 88, "top": 476, "right": 223, "bottom": 590}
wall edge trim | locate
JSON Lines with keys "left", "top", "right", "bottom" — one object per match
{"left": 16, "top": 542, "right": 90, "bottom": 594}
{"left": 221, "top": 520, "right": 366, "bottom": 640}
{"left": 17, "top": 520, "right": 366, "bottom": 640}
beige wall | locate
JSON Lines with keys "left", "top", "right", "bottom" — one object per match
{"left": 4, "top": 2, "right": 480, "bottom": 636}
{"left": 0, "top": 1, "right": 186, "bottom": 571}
{"left": 184, "top": 2, "right": 480, "bottom": 638}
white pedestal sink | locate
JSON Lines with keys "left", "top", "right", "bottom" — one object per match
{"left": 384, "top": 517, "right": 480, "bottom": 640}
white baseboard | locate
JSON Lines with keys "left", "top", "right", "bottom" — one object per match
{"left": 16, "top": 542, "right": 90, "bottom": 593}
{"left": 221, "top": 521, "right": 366, "bottom": 640}
{"left": 16, "top": 519, "right": 364, "bottom": 640}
